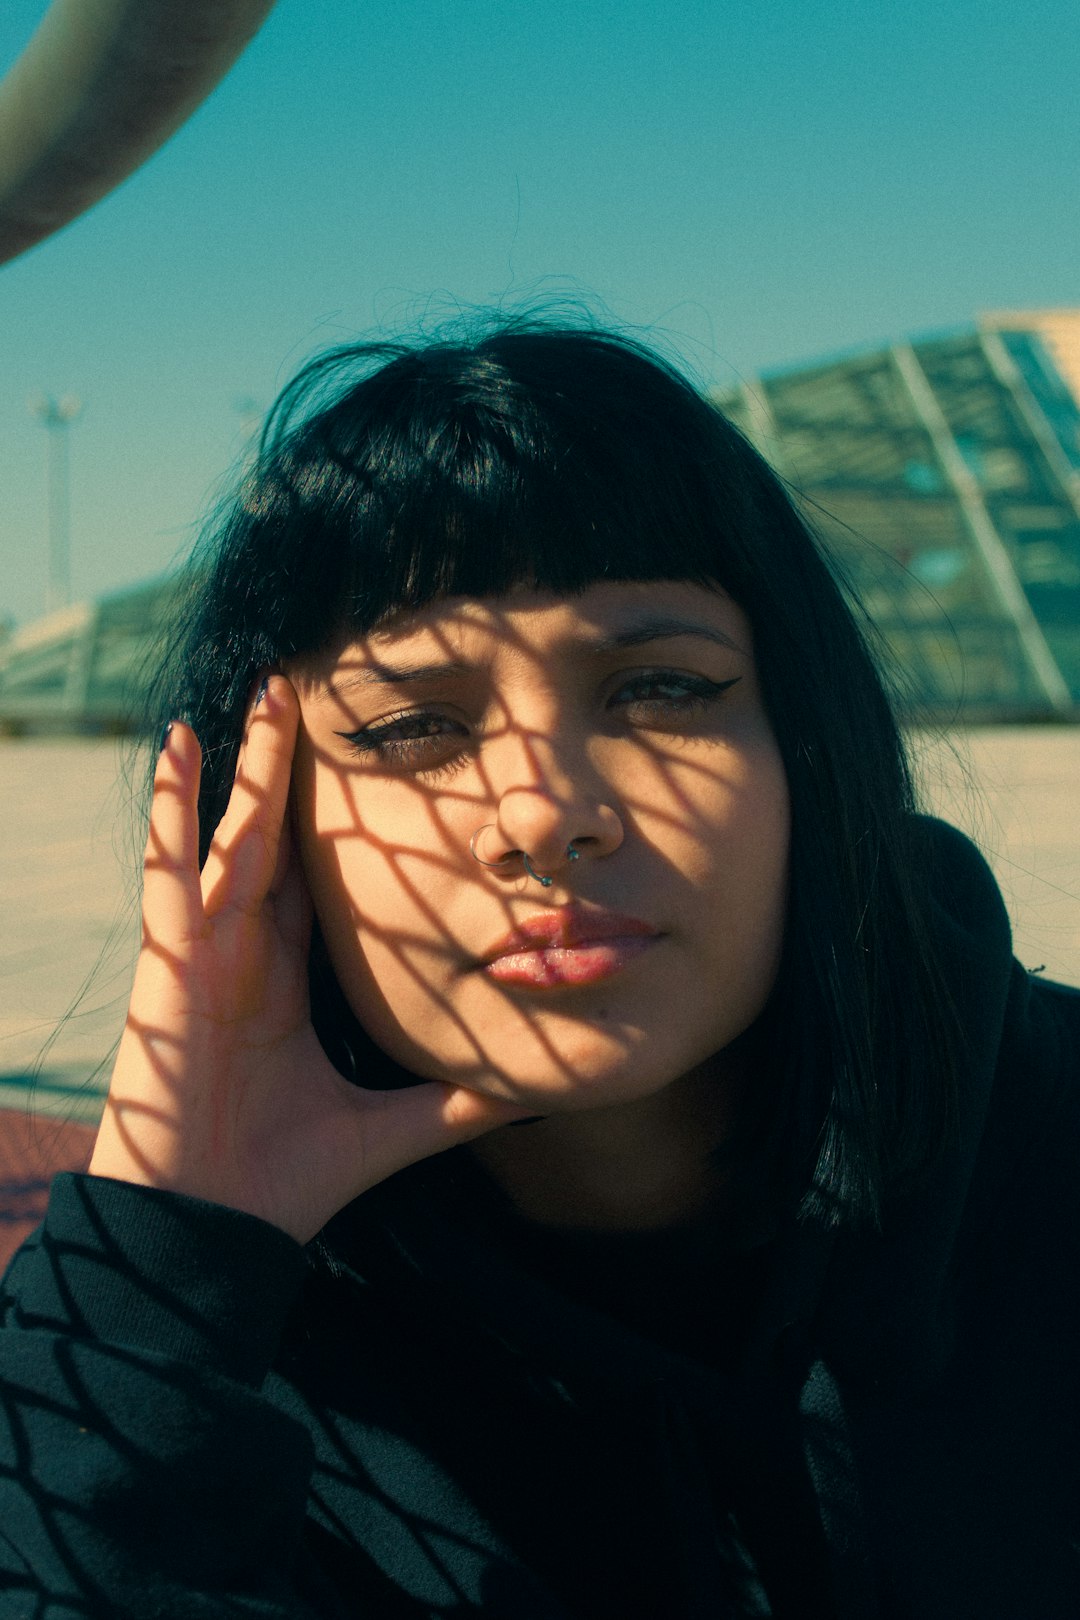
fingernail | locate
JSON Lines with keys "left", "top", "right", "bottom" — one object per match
{"left": 508, "top": 1115, "right": 547, "bottom": 1128}
{"left": 159, "top": 721, "right": 173, "bottom": 753}
{"left": 255, "top": 675, "right": 269, "bottom": 707}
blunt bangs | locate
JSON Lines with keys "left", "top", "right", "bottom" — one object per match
{"left": 239, "top": 328, "right": 763, "bottom": 657}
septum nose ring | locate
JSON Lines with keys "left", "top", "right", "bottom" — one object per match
{"left": 470, "top": 827, "right": 580, "bottom": 888}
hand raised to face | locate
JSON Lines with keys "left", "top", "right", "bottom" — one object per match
{"left": 89, "top": 676, "right": 536, "bottom": 1244}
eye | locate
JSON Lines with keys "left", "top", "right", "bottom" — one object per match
{"left": 334, "top": 711, "right": 470, "bottom": 777}
{"left": 610, "top": 669, "right": 740, "bottom": 725}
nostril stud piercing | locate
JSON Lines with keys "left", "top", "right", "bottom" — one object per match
{"left": 520, "top": 844, "right": 579, "bottom": 887}
{"left": 470, "top": 827, "right": 581, "bottom": 885}
{"left": 522, "top": 855, "right": 554, "bottom": 887}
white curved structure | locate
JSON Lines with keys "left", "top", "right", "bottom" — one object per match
{"left": 0, "top": 0, "right": 277, "bottom": 265}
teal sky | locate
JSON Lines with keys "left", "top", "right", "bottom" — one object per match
{"left": 1, "top": 0, "right": 1078, "bottom": 627}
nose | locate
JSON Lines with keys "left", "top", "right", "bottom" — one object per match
{"left": 477, "top": 732, "right": 624, "bottom": 883}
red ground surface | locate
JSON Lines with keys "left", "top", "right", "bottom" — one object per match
{"left": 0, "top": 1109, "right": 96, "bottom": 1272}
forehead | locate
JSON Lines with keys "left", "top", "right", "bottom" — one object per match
{"left": 296, "top": 580, "right": 752, "bottom": 686}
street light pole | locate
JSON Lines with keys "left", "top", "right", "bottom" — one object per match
{"left": 28, "top": 393, "right": 81, "bottom": 614}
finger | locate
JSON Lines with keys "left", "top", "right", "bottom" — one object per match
{"left": 201, "top": 674, "right": 299, "bottom": 917}
{"left": 141, "top": 721, "right": 204, "bottom": 947}
{"left": 270, "top": 796, "right": 313, "bottom": 957}
{"left": 355, "top": 1080, "right": 543, "bottom": 1191}
{"left": 270, "top": 783, "right": 297, "bottom": 897}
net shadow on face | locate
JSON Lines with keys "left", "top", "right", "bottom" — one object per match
{"left": 286, "top": 598, "right": 791, "bottom": 1107}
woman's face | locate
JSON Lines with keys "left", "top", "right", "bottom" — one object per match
{"left": 289, "top": 580, "right": 790, "bottom": 1113}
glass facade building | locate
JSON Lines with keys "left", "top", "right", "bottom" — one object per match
{"left": 3, "top": 311, "right": 1080, "bottom": 730}
{"left": 0, "top": 574, "right": 183, "bottom": 734}
{"left": 717, "top": 310, "right": 1080, "bottom": 718}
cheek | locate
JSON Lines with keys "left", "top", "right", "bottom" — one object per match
{"left": 628, "top": 734, "right": 789, "bottom": 885}
{"left": 298, "top": 757, "right": 436, "bottom": 922}
{"left": 723, "top": 742, "right": 790, "bottom": 907}
{"left": 295, "top": 761, "right": 466, "bottom": 1036}
{"left": 729, "top": 759, "right": 791, "bottom": 1003}
{"left": 672, "top": 739, "right": 791, "bottom": 996}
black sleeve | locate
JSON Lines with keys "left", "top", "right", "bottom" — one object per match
{"left": 0, "top": 1172, "right": 338, "bottom": 1619}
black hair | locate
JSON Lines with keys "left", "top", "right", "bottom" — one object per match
{"left": 145, "top": 314, "right": 963, "bottom": 1230}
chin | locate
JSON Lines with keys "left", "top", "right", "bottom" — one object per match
{"left": 361, "top": 997, "right": 751, "bottom": 1113}
{"left": 463, "top": 1041, "right": 711, "bottom": 1116}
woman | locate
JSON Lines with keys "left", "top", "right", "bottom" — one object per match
{"left": 1, "top": 321, "right": 1078, "bottom": 1618}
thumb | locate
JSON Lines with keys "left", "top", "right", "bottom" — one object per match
{"left": 354, "top": 1080, "right": 541, "bottom": 1188}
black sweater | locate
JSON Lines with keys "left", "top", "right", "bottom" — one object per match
{"left": 2, "top": 822, "right": 1079, "bottom": 1618}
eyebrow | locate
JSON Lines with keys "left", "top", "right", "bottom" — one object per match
{"left": 589, "top": 617, "right": 741, "bottom": 654}
{"left": 323, "top": 660, "right": 474, "bottom": 699}
{"left": 320, "top": 617, "right": 741, "bottom": 698}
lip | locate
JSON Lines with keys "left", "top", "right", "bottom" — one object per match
{"left": 481, "top": 907, "right": 659, "bottom": 960}
{"left": 479, "top": 907, "right": 662, "bottom": 989}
